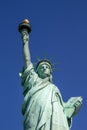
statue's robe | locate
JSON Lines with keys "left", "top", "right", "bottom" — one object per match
{"left": 20, "top": 63, "right": 71, "bottom": 130}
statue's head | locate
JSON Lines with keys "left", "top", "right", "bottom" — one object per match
{"left": 36, "top": 60, "right": 52, "bottom": 82}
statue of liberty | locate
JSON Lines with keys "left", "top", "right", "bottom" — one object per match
{"left": 18, "top": 19, "right": 82, "bottom": 130}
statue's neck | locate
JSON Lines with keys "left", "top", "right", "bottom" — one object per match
{"left": 41, "top": 77, "right": 50, "bottom": 82}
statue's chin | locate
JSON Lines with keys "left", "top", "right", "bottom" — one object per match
{"left": 39, "top": 74, "right": 50, "bottom": 79}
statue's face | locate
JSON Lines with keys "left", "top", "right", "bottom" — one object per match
{"left": 21, "top": 29, "right": 29, "bottom": 43}
{"left": 37, "top": 62, "right": 51, "bottom": 79}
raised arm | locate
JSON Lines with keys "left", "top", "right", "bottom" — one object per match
{"left": 21, "top": 29, "right": 31, "bottom": 68}
{"left": 18, "top": 19, "right": 32, "bottom": 69}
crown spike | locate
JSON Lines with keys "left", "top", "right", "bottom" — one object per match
{"left": 52, "top": 62, "right": 60, "bottom": 66}
{"left": 36, "top": 56, "right": 41, "bottom": 61}
{"left": 49, "top": 57, "right": 54, "bottom": 62}
{"left": 43, "top": 53, "right": 47, "bottom": 60}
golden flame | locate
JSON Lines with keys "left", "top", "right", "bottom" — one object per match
{"left": 23, "top": 19, "right": 29, "bottom": 24}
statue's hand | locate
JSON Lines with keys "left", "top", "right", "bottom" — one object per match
{"left": 21, "top": 29, "right": 29, "bottom": 45}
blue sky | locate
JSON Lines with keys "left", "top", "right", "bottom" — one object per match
{"left": 0, "top": 0, "right": 86, "bottom": 129}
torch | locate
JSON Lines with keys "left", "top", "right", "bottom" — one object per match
{"left": 18, "top": 19, "right": 32, "bottom": 44}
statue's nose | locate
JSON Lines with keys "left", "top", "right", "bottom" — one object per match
{"left": 43, "top": 65, "right": 46, "bottom": 70}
